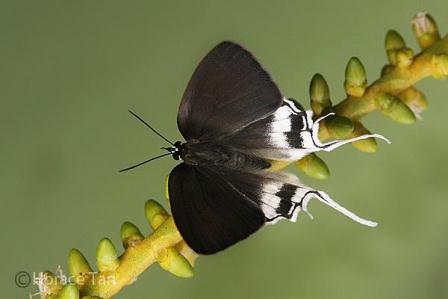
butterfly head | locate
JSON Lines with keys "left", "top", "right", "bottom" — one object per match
{"left": 162, "top": 141, "right": 184, "bottom": 161}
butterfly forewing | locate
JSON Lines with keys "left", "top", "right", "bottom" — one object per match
{"left": 177, "top": 41, "right": 283, "bottom": 141}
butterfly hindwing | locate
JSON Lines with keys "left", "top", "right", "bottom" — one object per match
{"left": 169, "top": 164, "right": 378, "bottom": 254}
{"left": 221, "top": 98, "right": 314, "bottom": 161}
{"left": 177, "top": 41, "right": 283, "bottom": 141}
{"left": 168, "top": 163, "right": 266, "bottom": 255}
{"left": 221, "top": 98, "right": 389, "bottom": 161}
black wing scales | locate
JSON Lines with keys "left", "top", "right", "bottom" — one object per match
{"left": 168, "top": 163, "right": 265, "bottom": 255}
{"left": 177, "top": 41, "right": 283, "bottom": 141}
{"left": 169, "top": 164, "right": 378, "bottom": 254}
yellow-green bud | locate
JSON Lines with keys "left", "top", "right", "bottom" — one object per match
{"left": 385, "top": 30, "right": 413, "bottom": 67}
{"left": 385, "top": 30, "right": 405, "bottom": 51}
{"left": 158, "top": 247, "right": 194, "bottom": 278}
{"left": 326, "top": 115, "right": 354, "bottom": 139}
{"left": 412, "top": 12, "right": 440, "bottom": 49}
{"left": 395, "top": 48, "right": 414, "bottom": 68}
{"left": 164, "top": 175, "right": 170, "bottom": 201}
{"left": 295, "top": 153, "right": 330, "bottom": 180}
{"left": 344, "top": 57, "right": 367, "bottom": 97}
{"left": 57, "top": 285, "right": 79, "bottom": 299}
{"left": 68, "top": 249, "right": 93, "bottom": 287}
{"left": 145, "top": 200, "right": 169, "bottom": 230}
{"left": 397, "top": 87, "right": 428, "bottom": 119}
{"left": 175, "top": 240, "right": 199, "bottom": 266}
{"left": 381, "top": 64, "right": 394, "bottom": 76}
{"left": 121, "top": 221, "right": 144, "bottom": 248}
{"left": 267, "top": 160, "right": 291, "bottom": 172}
{"left": 351, "top": 122, "right": 377, "bottom": 153}
{"left": 144, "top": 201, "right": 194, "bottom": 278}
{"left": 39, "top": 271, "right": 64, "bottom": 296}
{"left": 385, "top": 30, "right": 405, "bottom": 63}
{"left": 96, "top": 238, "right": 120, "bottom": 272}
{"left": 375, "top": 93, "right": 416, "bottom": 124}
{"left": 317, "top": 118, "right": 330, "bottom": 141}
{"left": 432, "top": 54, "right": 448, "bottom": 79}
{"left": 309, "top": 73, "right": 331, "bottom": 116}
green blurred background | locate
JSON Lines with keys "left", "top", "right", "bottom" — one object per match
{"left": 2, "top": 1, "right": 448, "bottom": 298}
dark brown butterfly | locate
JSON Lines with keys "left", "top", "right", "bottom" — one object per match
{"left": 123, "top": 41, "right": 389, "bottom": 255}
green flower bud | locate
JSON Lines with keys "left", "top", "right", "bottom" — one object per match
{"left": 351, "top": 122, "right": 377, "bottom": 153}
{"left": 375, "top": 93, "right": 416, "bottom": 124}
{"left": 295, "top": 153, "right": 330, "bottom": 180}
{"left": 96, "top": 238, "right": 120, "bottom": 272}
{"left": 344, "top": 57, "right": 367, "bottom": 97}
{"left": 395, "top": 48, "right": 414, "bottom": 67}
{"left": 144, "top": 201, "right": 194, "bottom": 278}
{"left": 158, "top": 247, "right": 193, "bottom": 278}
{"left": 68, "top": 249, "right": 93, "bottom": 287}
{"left": 397, "top": 87, "right": 428, "bottom": 119}
{"left": 381, "top": 64, "right": 394, "bottom": 76}
{"left": 57, "top": 285, "right": 79, "bottom": 299}
{"left": 268, "top": 160, "right": 291, "bottom": 172}
{"left": 309, "top": 73, "right": 331, "bottom": 116}
{"left": 385, "top": 30, "right": 406, "bottom": 51}
{"left": 175, "top": 241, "right": 199, "bottom": 266}
{"left": 412, "top": 12, "right": 440, "bottom": 49}
{"left": 121, "top": 221, "right": 144, "bottom": 249}
{"left": 385, "top": 30, "right": 413, "bottom": 67}
{"left": 145, "top": 200, "right": 169, "bottom": 230}
{"left": 165, "top": 175, "right": 170, "bottom": 201}
{"left": 385, "top": 30, "right": 405, "bottom": 64}
{"left": 326, "top": 115, "right": 354, "bottom": 139}
{"left": 432, "top": 54, "right": 448, "bottom": 79}
{"left": 317, "top": 118, "right": 330, "bottom": 141}
{"left": 40, "top": 271, "right": 64, "bottom": 296}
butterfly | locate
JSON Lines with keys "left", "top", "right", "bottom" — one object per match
{"left": 122, "top": 41, "right": 389, "bottom": 255}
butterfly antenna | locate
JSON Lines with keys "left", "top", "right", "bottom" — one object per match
{"left": 127, "top": 110, "right": 174, "bottom": 146}
{"left": 119, "top": 152, "right": 172, "bottom": 172}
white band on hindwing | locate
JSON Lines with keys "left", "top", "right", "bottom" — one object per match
{"left": 261, "top": 182, "right": 378, "bottom": 227}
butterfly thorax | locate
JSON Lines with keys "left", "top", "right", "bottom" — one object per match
{"left": 180, "top": 139, "right": 270, "bottom": 171}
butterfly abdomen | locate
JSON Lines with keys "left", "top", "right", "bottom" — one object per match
{"left": 182, "top": 140, "right": 270, "bottom": 171}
